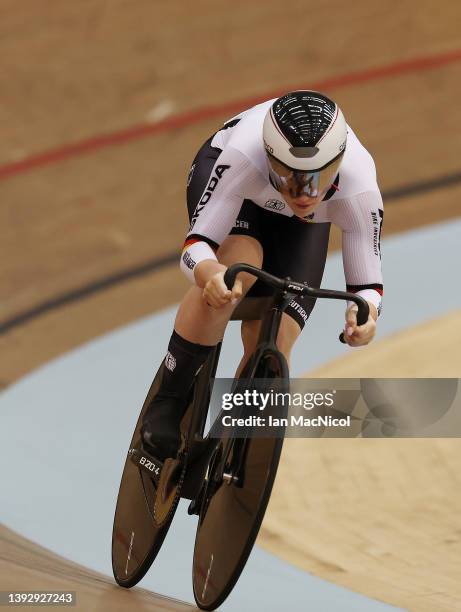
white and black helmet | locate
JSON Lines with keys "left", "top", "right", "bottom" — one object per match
{"left": 263, "top": 91, "right": 347, "bottom": 197}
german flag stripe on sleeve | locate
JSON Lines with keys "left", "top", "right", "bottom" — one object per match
{"left": 182, "top": 234, "right": 220, "bottom": 252}
{"left": 347, "top": 283, "right": 383, "bottom": 296}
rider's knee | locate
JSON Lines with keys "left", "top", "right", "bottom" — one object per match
{"left": 179, "top": 285, "right": 234, "bottom": 326}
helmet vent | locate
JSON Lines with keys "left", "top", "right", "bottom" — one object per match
{"left": 272, "top": 92, "right": 336, "bottom": 147}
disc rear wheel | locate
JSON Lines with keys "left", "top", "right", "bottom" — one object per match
{"left": 111, "top": 367, "right": 186, "bottom": 587}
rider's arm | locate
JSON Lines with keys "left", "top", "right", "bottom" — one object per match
{"left": 328, "top": 189, "right": 384, "bottom": 345}
{"left": 180, "top": 147, "right": 259, "bottom": 286}
{"left": 331, "top": 190, "right": 384, "bottom": 313}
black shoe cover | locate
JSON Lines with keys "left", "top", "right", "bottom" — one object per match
{"left": 141, "top": 392, "right": 186, "bottom": 460}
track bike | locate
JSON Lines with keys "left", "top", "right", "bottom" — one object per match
{"left": 112, "top": 263, "right": 369, "bottom": 610}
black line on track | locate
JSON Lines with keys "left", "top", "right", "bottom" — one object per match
{"left": 2, "top": 170, "right": 461, "bottom": 335}
{"left": 0, "top": 252, "right": 178, "bottom": 334}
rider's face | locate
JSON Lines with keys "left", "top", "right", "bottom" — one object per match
{"left": 280, "top": 185, "right": 325, "bottom": 217}
{"left": 268, "top": 154, "right": 342, "bottom": 218}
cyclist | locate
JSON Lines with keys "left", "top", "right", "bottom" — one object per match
{"left": 142, "top": 90, "right": 383, "bottom": 458}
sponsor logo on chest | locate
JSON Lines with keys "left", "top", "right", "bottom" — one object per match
{"left": 264, "top": 199, "right": 285, "bottom": 211}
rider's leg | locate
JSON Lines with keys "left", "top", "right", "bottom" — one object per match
{"left": 236, "top": 315, "right": 301, "bottom": 377}
{"left": 142, "top": 235, "right": 263, "bottom": 458}
{"left": 160, "top": 235, "right": 263, "bottom": 397}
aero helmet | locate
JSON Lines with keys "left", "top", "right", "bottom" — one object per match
{"left": 263, "top": 91, "right": 347, "bottom": 198}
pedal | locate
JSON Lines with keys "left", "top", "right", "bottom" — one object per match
{"left": 129, "top": 447, "right": 163, "bottom": 485}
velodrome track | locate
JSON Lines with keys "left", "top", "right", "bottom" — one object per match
{"left": 1, "top": 222, "right": 460, "bottom": 610}
{"left": 1, "top": 3, "right": 461, "bottom": 610}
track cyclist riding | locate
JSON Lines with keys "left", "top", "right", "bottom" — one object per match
{"left": 141, "top": 90, "right": 384, "bottom": 460}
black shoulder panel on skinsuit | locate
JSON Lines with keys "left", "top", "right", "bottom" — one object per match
{"left": 221, "top": 118, "right": 241, "bottom": 130}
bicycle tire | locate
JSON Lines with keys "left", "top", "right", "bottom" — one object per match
{"left": 192, "top": 347, "right": 289, "bottom": 610}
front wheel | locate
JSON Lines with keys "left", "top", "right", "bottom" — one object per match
{"left": 192, "top": 348, "right": 289, "bottom": 610}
